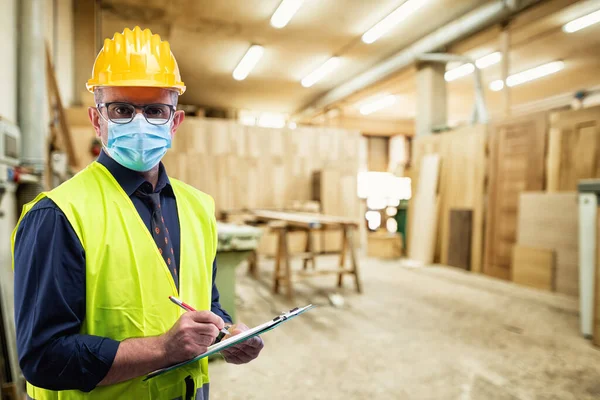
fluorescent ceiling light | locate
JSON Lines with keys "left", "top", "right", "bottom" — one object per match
{"left": 271, "top": 0, "right": 304, "bottom": 29}
{"left": 362, "top": 0, "right": 426, "bottom": 44}
{"left": 445, "top": 63, "right": 475, "bottom": 82}
{"left": 359, "top": 95, "right": 397, "bottom": 115}
{"left": 475, "top": 51, "right": 502, "bottom": 69}
{"left": 233, "top": 45, "right": 264, "bottom": 81}
{"left": 444, "top": 52, "right": 502, "bottom": 82}
{"left": 301, "top": 57, "right": 340, "bottom": 88}
{"left": 563, "top": 9, "right": 600, "bottom": 33}
{"left": 489, "top": 61, "right": 565, "bottom": 91}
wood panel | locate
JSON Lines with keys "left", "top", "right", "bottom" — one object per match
{"left": 594, "top": 206, "right": 600, "bottom": 347}
{"left": 407, "top": 154, "right": 440, "bottom": 264}
{"left": 516, "top": 192, "right": 578, "bottom": 297}
{"left": 547, "top": 106, "right": 600, "bottom": 191}
{"left": 511, "top": 245, "right": 556, "bottom": 291}
{"left": 367, "top": 232, "right": 403, "bottom": 259}
{"left": 410, "top": 125, "right": 487, "bottom": 271}
{"left": 367, "top": 136, "right": 389, "bottom": 172}
{"left": 484, "top": 113, "right": 547, "bottom": 280}
{"left": 447, "top": 209, "right": 472, "bottom": 271}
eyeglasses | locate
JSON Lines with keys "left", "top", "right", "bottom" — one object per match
{"left": 96, "top": 102, "right": 175, "bottom": 125}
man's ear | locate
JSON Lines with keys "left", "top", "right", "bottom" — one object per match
{"left": 88, "top": 107, "right": 102, "bottom": 138}
{"left": 171, "top": 110, "right": 185, "bottom": 136}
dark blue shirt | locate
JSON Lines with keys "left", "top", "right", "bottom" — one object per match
{"left": 13, "top": 151, "right": 231, "bottom": 392}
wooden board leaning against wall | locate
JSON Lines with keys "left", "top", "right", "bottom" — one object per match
{"left": 408, "top": 125, "right": 487, "bottom": 272}
{"left": 547, "top": 105, "right": 600, "bottom": 191}
{"left": 483, "top": 112, "right": 548, "bottom": 280}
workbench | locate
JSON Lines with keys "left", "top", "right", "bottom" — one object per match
{"left": 249, "top": 210, "right": 362, "bottom": 300}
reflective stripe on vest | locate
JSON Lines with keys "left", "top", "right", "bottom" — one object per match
{"left": 13, "top": 162, "right": 217, "bottom": 400}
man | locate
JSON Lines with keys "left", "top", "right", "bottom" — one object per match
{"left": 12, "top": 26, "right": 263, "bottom": 400}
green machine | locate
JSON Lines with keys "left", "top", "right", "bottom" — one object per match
{"left": 394, "top": 200, "right": 409, "bottom": 245}
{"left": 215, "top": 222, "right": 262, "bottom": 322}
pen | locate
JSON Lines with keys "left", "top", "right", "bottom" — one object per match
{"left": 169, "top": 296, "right": 230, "bottom": 342}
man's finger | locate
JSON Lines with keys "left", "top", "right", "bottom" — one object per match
{"left": 187, "top": 311, "right": 225, "bottom": 329}
{"left": 245, "top": 336, "right": 264, "bottom": 349}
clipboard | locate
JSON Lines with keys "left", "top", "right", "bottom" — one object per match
{"left": 144, "top": 304, "right": 315, "bottom": 380}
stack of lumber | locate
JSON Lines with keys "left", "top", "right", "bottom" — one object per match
{"left": 408, "top": 125, "right": 487, "bottom": 271}
{"left": 65, "top": 107, "right": 98, "bottom": 172}
{"left": 161, "top": 118, "right": 360, "bottom": 220}
{"left": 161, "top": 118, "right": 361, "bottom": 255}
{"left": 367, "top": 231, "right": 403, "bottom": 259}
{"left": 484, "top": 113, "right": 547, "bottom": 280}
{"left": 514, "top": 192, "right": 578, "bottom": 297}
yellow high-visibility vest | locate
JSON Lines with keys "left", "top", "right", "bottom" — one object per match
{"left": 12, "top": 161, "right": 217, "bottom": 400}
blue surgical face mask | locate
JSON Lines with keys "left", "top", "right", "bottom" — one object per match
{"left": 104, "top": 113, "right": 172, "bottom": 172}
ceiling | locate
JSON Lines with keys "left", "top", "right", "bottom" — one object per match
{"left": 334, "top": 0, "right": 600, "bottom": 126}
{"left": 99, "top": 0, "right": 491, "bottom": 114}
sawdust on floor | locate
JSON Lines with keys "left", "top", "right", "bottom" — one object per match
{"left": 208, "top": 255, "right": 600, "bottom": 400}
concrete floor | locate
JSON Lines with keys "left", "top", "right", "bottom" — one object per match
{"left": 209, "top": 256, "right": 600, "bottom": 400}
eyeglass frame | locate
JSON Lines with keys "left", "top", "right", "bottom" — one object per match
{"left": 96, "top": 102, "right": 176, "bottom": 126}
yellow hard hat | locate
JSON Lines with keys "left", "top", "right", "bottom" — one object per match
{"left": 86, "top": 26, "right": 186, "bottom": 94}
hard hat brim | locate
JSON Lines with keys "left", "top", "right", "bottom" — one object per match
{"left": 86, "top": 80, "right": 186, "bottom": 95}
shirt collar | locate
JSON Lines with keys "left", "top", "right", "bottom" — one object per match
{"left": 96, "top": 150, "right": 173, "bottom": 197}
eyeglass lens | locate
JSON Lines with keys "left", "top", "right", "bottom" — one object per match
{"left": 106, "top": 103, "right": 172, "bottom": 125}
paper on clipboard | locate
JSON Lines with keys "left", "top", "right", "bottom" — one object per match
{"left": 144, "top": 304, "right": 315, "bottom": 380}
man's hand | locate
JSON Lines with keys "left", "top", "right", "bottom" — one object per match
{"left": 161, "top": 311, "right": 225, "bottom": 364}
{"left": 221, "top": 323, "right": 264, "bottom": 365}
{"left": 99, "top": 311, "right": 224, "bottom": 386}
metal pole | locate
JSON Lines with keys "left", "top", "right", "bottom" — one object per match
{"left": 18, "top": 0, "right": 47, "bottom": 171}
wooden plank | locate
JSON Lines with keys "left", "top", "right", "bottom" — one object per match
{"left": 407, "top": 154, "right": 440, "bottom": 264}
{"left": 46, "top": 44, "right": 78, "bottom": 169}
{"left": 517, "top": 192, "right": 578, "bottom": 297}
{"left": 252, "top": 210, "right": 358, "bottom": 228}
{"left": 511, "top": 245, "right": 556, "bottom": 291}
{"left": 594, "top": 205, "right": 600, "bottom": 347}
{"left": 447, "top": 209, "right": 472, "bottom": 270}
{"left": 367, "top": 136, "right": 389, "bottom": 172}
{"left": 547, "top": 106, "right": 600, "bottom": 191}
{"left": 484, "top": 112, "right": 548, "bottom": 280}
{"left": 410, "top": 125, "right": 487, "bottom": 271}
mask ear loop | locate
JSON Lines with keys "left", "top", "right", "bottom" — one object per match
{"left": 96, "top": 105, "right": 114, "bottom": 158}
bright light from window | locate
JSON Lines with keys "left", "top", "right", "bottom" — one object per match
{"left": 386, "top": 218, "right": 398, "bottom": 233}
{"left": 270, "top": 0, "right": 304, "bottom": 29}
{"left": 362, "top": 0, "right": 427, "bottom": 44}
{"left": 257, "top": 113, "right": 286, "bottom": 128}
{"left": 563, "top": 9, "right": 600, "bottom": 33}
{"left": 366, "top": 210, "right": 382, "bottom": 230}
{"left": 288, "top": 122, "right": 297, "bottom": 129}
